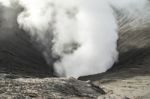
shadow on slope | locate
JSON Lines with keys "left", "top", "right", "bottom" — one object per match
{"left": 0, "top": 4, "right": 54, "bottom": 78}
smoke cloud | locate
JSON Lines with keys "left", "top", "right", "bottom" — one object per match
{"left": 0, "top": 0, "right": 148, "bottom": 78}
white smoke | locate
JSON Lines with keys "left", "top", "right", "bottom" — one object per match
{"left": 18, "top": 0, "right": 118, "bottom": 78}
{"left": 0, "top": 0, "right": 148, "bottom": 78}
{"left": 52, "top": 1, "right": 118, "bottom": 77}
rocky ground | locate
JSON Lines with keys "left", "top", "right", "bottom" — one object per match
{"left": 0, "top": 75, "right": 106, "bottom": 99}
{"left": 80, "top": 67, "right": 150, "bottom": 99}
{"left": 0, "top": 70, "right": 150, "bottom": 99}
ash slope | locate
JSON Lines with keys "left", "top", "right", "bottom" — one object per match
{"left": 0, "top": 29, "right": 54, "bottom": 77}
{"left": 0, "top": 4, "right": 54, "bottom": 77}
{"left": 0, "top": 28, "right": 54, "bottom": 77}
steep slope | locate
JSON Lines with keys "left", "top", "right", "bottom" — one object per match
{"left": 0, "top": 29, "right": 54, "bottom": 77}
{"left": 0, "top": 4, "right": 54, "bottom": 77}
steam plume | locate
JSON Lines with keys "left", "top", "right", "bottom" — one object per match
{"left": 0, "top": 0, "right": 148, "bottom": 78}
{"left": 18, "top": 0, "right": 118, "bottom": 78}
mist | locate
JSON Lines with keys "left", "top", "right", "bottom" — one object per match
{"left": 0, "top": 0, "right": 148, "bottom": 78}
